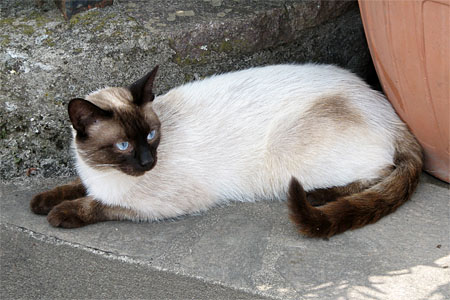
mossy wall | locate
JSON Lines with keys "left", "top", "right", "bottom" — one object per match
{"left": 0, "top": 0, "right": 374, "bottom": 182}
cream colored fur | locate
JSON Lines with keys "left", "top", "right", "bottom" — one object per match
{"left": 75, "top": 64, "right": 409, "bottom": 221}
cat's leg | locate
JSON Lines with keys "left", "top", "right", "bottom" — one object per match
{"left": 47, "top": 197, "right": 139, "bottom": 228}
{"left": 30, "top": 178, "right": 87, "bottom": 215}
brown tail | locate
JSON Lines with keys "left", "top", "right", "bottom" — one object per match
{"left": 288, "top": 131, "right": 423, "bottom": 238}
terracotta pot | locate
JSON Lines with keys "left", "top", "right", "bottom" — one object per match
{"left": 359, "top": 0, "right": 449, "bottom": 182}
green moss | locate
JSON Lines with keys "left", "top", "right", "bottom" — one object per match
{"left": 69, "top": 10, "right": 100, "bottom": 27}
{"left": 14, "top": 156, "right": 22, "bottom": 165}
{"left": 0, "top": 35, "right": 11, "bottom": 46}
{"left": 170, "top": 39, "right": 213, "bottom": 66}
{"left": 73, "top": 12, "right": 120, "bottom": 32}
{"left": 184, "top": 73, "right": 193, "bottom": 82}
{"left": 69, "top": 17, "right": 80, "bottom": 26}
{"left": 81, "top": 9, "right": 100, "bottom": 19}
{"left": 0, "top": 124, "right": 7, "bottom": 139}
{"left": 18, "top": 24, "right": 35, "bottom": 36}
{"left": 171, "top": 37, "right": 252, "bottom": 67}
{"left": 218, "top": 40, "right": 233, "bottom": 52}
{"left": 73, "top": 48, "right": 83, "bottom": 54}
{"left": 45, "top": 28, "right": 54, "bottom": 36}
{"left": 1, "top": 18, "right": 36, "bottom": 36}
{"left": 93, "top": 20, "right": 107, "bottom": 32}
{"left": 0, "top": 17, "right": 14, "bottom": 26}
{"left": 111, "top": 30, "right": 123, "bottom": 37}
{"left": 167, "top": 38, "right": 176, "bottom": 50}
{"left": 173, "top": 54, "right": 187, "bottom": 66}
{"left": 36, "top": 15, "right": 51, "bottom": 27}
{"left": 213, "top": 38, "right": 250, "bottom": 53}
{"left": 173, "top": 54, "right": 207, "bottom": 66}
{"left": 43, "top": 37, "right": 55, "bottom": 47}
{"left": 93, "top": 13, "right": 118, "bottom": 32}
{"left": 25, "top": 11, "right": 52, "bottom": 27}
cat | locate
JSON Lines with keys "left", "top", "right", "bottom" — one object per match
{"left": 30, "top": 64, "right": 423, "bottom": 237}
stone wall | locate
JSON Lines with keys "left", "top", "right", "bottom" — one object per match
{"left": 0, "top": 0, "right": 374, "bottom": 182}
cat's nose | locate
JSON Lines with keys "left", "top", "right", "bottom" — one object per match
{"left": 139, "top": 149, "right": 154, "bottom": 167}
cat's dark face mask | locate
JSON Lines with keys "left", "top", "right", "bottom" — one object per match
{"left": 68, "top": 66, "right": 161, "bottom": 177}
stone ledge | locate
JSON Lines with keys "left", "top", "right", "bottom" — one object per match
{"left": 1, "top": 174, "right": 449, "bottom": 299}
{"left": 1, "top": 224, "right": 270, "bottom": 300}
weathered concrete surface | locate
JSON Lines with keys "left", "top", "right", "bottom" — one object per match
{"left": 0, "top": 226, "right": 268, "bottom": 300}
{"left": 1, "top": 174, "right": 449, "bottom": 299}
{"left": 0, "top": 0, "right": 374, "bottom": 182}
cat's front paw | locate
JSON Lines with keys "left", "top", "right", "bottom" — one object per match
{"left": 47, "top": 200, "right": 90, "bottom": 228}
{"left": 31, "top": 192, "right": 59, "bottom": 215}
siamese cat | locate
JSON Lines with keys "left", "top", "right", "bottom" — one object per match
{"left": 30, "top": 64, "right": 422, "bottom": 237}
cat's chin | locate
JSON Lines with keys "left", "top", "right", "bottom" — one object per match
{"left": 119, "top": 159, "right": 157, "bottom": 177}
{"left": 121, "top": 168, "right": 151, "bottom": 177}
{"left": 127, "top": 170, "right": 149, "bottom": 177}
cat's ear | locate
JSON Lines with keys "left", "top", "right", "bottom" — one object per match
{"left": 128, "top": 66, "right": 159, "bottom": 106}
{"left": 68, "top": 98, "right": 112, "bottom": 136}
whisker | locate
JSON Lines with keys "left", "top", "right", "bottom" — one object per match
{"left": 95, "top": 164, "right": 119, "bottom": 167}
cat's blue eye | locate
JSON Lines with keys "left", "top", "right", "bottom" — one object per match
{"left": 115, "top": 141, "right": 129, "bottom": 151}
{"left": 147, "top": 130, "right": 156, "bottom": 141}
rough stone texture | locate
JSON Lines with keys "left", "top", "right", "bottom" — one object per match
{"left": 0, "top": 0, "right": 374, "bottom": 182}
{"left": 54, "top": 0, "right": 114, "bottom": 20}
{"left": 1, "top": 174, "right": 449, "bottom": 299}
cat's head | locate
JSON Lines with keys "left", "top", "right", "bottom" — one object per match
{"left": 68, "top": 66, "right": 161, "bottom": 176}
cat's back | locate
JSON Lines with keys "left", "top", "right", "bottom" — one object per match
{"left": 151, "top": 64, "right": 400, "bottom": 196}
{"left": 153, "top": 64, "right": 394, "bottom": 139}
{"left": 162, "top": 64, "right": 360, "bottom": 107}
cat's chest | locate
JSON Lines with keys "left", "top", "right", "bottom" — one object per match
{"left": 75, "top": 153, "right": 138, "bottom": 205}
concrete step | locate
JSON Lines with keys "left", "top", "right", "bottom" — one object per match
{"left": 0, "top": 0, "right": 373, "bottom": 182}
{"left": 1, "top": 174, "right": 449, "bottom": 299}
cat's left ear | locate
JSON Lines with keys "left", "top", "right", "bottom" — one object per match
{"left": 68, "top": 98, "right": 112, "bottom": 137}
{"left": 128, "top": 66, "right": 159, "bottom": 106}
